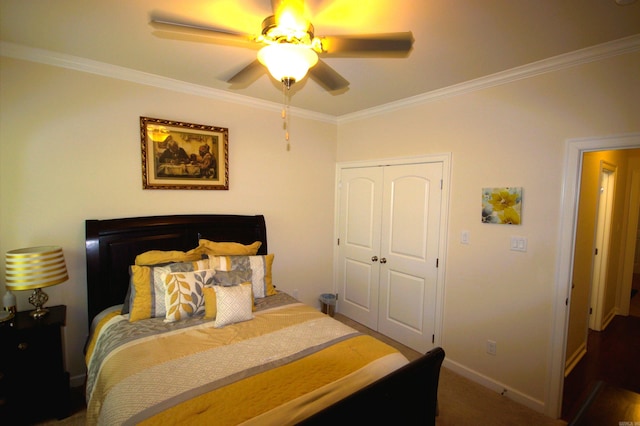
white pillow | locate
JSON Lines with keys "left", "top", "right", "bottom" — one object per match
{"left": 213, "top": 283, "right": 254, "bottom": 328}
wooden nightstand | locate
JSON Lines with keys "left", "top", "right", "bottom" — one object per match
{"left": 0, "top": 305, "right": 70, "bottom": 424}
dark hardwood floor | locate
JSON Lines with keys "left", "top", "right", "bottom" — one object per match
{"left": 561, "top": 287, "right": 640, "bottom": 422}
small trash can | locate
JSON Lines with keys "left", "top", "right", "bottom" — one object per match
{"left": 319, "top": 293, "right": 337, "bottom": 317}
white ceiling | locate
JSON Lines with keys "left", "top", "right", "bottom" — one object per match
{"left": 1, "top": 0, "right": 639, "bottom": 117}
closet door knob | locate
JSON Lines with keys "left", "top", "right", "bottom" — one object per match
{"left": 371, "top": 256, "right": 378, "bottom": 262}
{"left": 380, "top": 257, "right": 387, "bottom": 264}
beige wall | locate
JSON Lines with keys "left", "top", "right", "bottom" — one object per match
{"left": 337, "top": 51, "right": 640, "bottom": 412}
{"left": 0, "top": 57, "right": 338, "bottom": 384}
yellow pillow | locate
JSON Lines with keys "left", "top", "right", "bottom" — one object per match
{"left": 134, "top": 249, "right": 203, "bottom": 266}
{"left": 128, "top": 265, "right": 155, "bottom": 322}
{"left": 204, "top": 286, "right": 218, "bottom": 319}
{"left": 195, "top": 239, "right": 261, "bottom": 256}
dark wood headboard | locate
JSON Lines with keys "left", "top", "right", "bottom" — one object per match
{"left": 85, "top": 214, "right": 267, "bottom": 323}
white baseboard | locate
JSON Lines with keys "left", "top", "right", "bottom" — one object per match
{"left": 442, "top": 358, "right": 546, "bottom": 414}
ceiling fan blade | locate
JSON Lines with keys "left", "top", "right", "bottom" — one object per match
{"left": 317, "top": 32, "right": 414, "bottom": 57}
{"left": 227, "top": 59, "right": 266, "bottom": 87}
{"left": 309, "top": 60, "right": 349, "bottom": 91}
{"left": 149, "top": 13, "right": 255, "bottom": 44}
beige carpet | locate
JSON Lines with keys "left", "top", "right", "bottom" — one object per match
{"left": 40, "top": 313, "right": 567, "bottom": 426}
{"left": 436, "top": 367, "right": 566, "bottom": 425}
{"left": 333, "top": 313, "right": 567, "bottom": 426}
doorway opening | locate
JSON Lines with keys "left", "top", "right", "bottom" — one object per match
{"left": 549, "top": 133, "right": 640, "bottom": 419}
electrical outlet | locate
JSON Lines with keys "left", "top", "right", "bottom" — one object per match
{"left": 487, "top": 340, "right": 497, "bottom": 355}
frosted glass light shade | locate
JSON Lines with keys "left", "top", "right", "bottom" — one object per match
{"left": 258, "top": 44, "right": 318, "bottom": 83}
{"left": 5, "top": 246, "right": 69, "bottom": 290}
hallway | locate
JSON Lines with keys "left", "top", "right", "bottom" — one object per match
{"left": 561, "top": 281, "right": 640, "bottom": 422}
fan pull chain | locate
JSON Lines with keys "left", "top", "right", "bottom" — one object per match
{"left": 282, "top": 82, "right": 291, "bottom": 151}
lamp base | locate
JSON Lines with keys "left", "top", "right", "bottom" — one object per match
{"left": 28, "top": 288, "right": 50, "bottom": 319}
{"left": 30, "top": 306, "right": 50, "bottom": 319}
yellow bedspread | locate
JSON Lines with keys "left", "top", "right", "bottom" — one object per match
{"left": 85, "top": 302, "right": 408, "bottom": 425}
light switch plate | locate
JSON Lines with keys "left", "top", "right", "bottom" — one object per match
{"left": 461, "top": 231, "right": 470, "bottom": 244}
{"left": 510, "top": 236, "right": 527, "bottom": 252}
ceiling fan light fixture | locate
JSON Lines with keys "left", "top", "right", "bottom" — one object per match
{"left": 258, "top": 43, "right": 318, "bottom": 85}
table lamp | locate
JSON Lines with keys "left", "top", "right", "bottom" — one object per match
{"left": 5, "top": 246, "right": 68, "bottom": 318}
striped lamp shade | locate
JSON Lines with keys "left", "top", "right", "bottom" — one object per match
{"left": 5, "top": 246, "right": 69, "bottom": 290}
{"left": 5, "top": 246, "right": 68, "bottom": 318}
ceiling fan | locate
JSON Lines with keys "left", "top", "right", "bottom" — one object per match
{"left": 149, "top": 0, "right": 414, "bottom": 92}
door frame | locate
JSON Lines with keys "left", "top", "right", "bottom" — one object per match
{"left": 549, "top": 132, "right": 640, "bottom": 418}
{"left": 333, "top": 153, "right": 451, "bottom": 347}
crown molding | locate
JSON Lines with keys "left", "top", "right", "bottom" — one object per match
{"left": 337, "top": 34, "right": 640, "bottom": 124}
{"left": 0, "top": 41, "right": 337, "bottom": 124}
{"left": 2, "top": 34, "right": 638, "bottom": 126}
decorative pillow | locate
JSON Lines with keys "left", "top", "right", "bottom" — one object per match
{"left": 213, "top": 283, "right": 254, "bottom": 328}
{"left": 127, "top": 259, "right": 209, "bottom": 322}
{"left": 120, "top": 286, "right": 133, "bottom": 315}
{"left": 195, "top": 239, "right": 261, "bottom": 256}
{"left": 164, "top": 269, "right": 215, "bottom": 322}
{"left": 204, "top": 281, "right": 255, "bottom": 320}
{"left": 203, "top": 286, "right": 217, "bottom": 319}
{"left": 212, "top": 269, "right": 253, "bottom": 287}
{"left": 210, "top": 254, "right": 276, "bottom": 298}
{"left": 134, "top": 249, "right": 203, "bottom": 266}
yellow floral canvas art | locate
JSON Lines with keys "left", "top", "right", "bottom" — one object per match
{"left": 482, "top": 187, "right": 522, "bottom": 225}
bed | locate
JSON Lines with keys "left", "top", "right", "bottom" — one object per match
{"left": 85, "top": 214, "right": 444, "bottom": 425}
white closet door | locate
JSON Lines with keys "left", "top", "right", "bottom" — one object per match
{"left": 377, "top": 162, "right": 442, "bottom": 353}
{"left": 336, "top": 167, "right": 383, "bottom": 329}
{"left": 337, "top": 161, "right": 443, "bottom": 352}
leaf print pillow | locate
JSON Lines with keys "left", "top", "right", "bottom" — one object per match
{"left": 164, "top": 269, "right": 215, "bottom": 322}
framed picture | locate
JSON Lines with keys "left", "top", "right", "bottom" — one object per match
{"left": 482, "top": 187, "right": 522, "bottom": 225}
{"left": 140, "top": 116, "right": 229, "bottom": 190}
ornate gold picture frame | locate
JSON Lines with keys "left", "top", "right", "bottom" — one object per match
{"left": 140, "top": 116, "right": 229, "bottom": 190}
